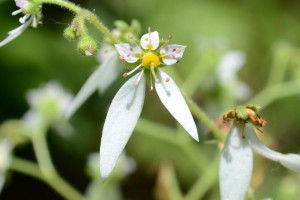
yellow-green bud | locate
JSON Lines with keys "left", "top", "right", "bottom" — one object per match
{"left": 114, "top": 20, "right": 129, "bottom": 32}
{"left": 63, "top": 26, "right": 81, "bottom": 41}
{"left": 130, "top": 19, "right": 141, "bottom": 35}
{"left": 77, "top": 36, "right": 98, "bottom": 56}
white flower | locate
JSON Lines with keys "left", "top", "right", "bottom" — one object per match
{"left": 220, "top": 123, "right": 300, "bottom": 200}
{"left": 216, "top": 51, "right": 251, "bottom": 100}
{"left": 100, "top": 30, "right": 199, "bottom": 180}
{"left": 0, "top": 0, "right": 39, "bottom": 48}
{"left": 64, "top": 46, "right": 123, "bottom": 119}
{"left": 26, "top": 81, "right": 73, "bottom": 124}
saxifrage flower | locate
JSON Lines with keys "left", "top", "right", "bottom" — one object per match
{"left": 100, "top": 29, "right": 199, "bottom": 180}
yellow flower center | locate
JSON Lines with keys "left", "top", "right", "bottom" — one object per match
{"left": 142, "top": 52, "right": 160, "bottom": 68}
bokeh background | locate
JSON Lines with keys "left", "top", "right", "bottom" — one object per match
{"left": 0, "top": 0, "right": 300, "bottom": 199}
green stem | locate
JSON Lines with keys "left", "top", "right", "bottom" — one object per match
{"left": 10, "top": 157, "right": 44, "bottom": 180}
{"left": 136, "top": 118, "right": 208, "bottom": 172}
{"left": 184, "top": 95, "right": 226, "bottom": 142}
{"left": 184, "top": 154, "right": 219, "bottom": 200}
{"left": 247, "top": 79, "right": 300, "bottom": 108}
{"left": 30, "top": 131, "right": 84, "bottom": 200}
{"left": 31, "top": 132, "right": 56, "bottom": 177}
{"left": 40, "top": 0, "right": 119, "bottom": 43}
{"left": 10, "top": 157, "right": 85, "bottom": 200}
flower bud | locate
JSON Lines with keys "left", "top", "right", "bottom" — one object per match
{"left": 130, "top": 20, "right": 141, "bottom": 35}
{"left": 63, "top": 26, "right": 81, "bottom": 41}
{"left": 77, "top": 35, "right": 98, "bottom": 56}
{"left": 114, "top": 20, "right": 129, "bottom": 32}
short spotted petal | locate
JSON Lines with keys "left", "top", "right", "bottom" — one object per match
{"left": 140, "top": 31, "right": 159, "bottom": 50}
{"left": 114, "top": 43, "right": 142, "bottom": 63}
{"left": 160, "top": 45, "right": 186, "bottom": 65}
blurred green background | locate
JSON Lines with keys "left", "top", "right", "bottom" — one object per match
{"left": 0, "top": 0, "right": 300, "bottom": 199}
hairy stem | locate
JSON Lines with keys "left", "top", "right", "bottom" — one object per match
{"left": 40, "top": 0, "right": 119, "bottom": 43}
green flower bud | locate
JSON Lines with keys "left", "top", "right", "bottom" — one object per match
{"left": 77, "top": 35, "right": 98, "bottom": 56}
{"left": 114, "top": 20, "right": 129, "bottom": 32}
{"left": 63, "top": 26, "right": 81, "bottom": 41}
{"left": 130, "top": 19, "right": 141, "bottom": 35}
{"left": 0, "top": 120, "right": 30, "bottom": 146}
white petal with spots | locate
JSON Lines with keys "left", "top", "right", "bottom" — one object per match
{"left": 160, "top": 45, "right": 186, "bottom": 65}
{"left": 114, "top": 43, "right": 142, "bottom": 63}
{"left": 155, "top": 70, "right": 199, "bottom": 141}
{"left": 140, "top": 31, "right": 159, "bottom": 50}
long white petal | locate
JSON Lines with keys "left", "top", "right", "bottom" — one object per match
{"left": 0, "top": 175, "right": 5, "bottom": 195}
{"left": 100, "top": 73, "right": 145, "bottom": 180}
{"left": 97, "top": 53, "right": 123, "bottom": 94}
{"left": 245, "top": 124, "right": 300, "bottom": 173}
{"left": 155, "top": 70, "right": 199, "bottom": 141}
{"left": 64, "top": 53, "right": 121, "bottom": 119}
{"left": 0, "top": 22, "right": 29, "bottom": 47}
{"left": 220, "top": 123, "right": 253, "bottom": 200}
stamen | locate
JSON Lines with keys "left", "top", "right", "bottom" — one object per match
{"left": 19, "top": 14, "right": 30, "bottom": 24}
{"left": 168, "top": 35, "right": 172, "bottom": 40}
{"left": 12, "top": 9, "right": 22, "bottom": 16}
{"left": 149, "top": 73, "right": 154, "bottom": 92}
{"left": 128, "top": 34, "right": 133, "bottom": 39}
{"left": 31, "top": 16, "right": 38, "bottom": 28}
{"left": 165, "top": 77, "right": 170, "bottom": 82}
{"left": 134, "top": 70, "right": 144, "bottom": 86}
{"left": 150, "top": 64, "right": 158, "bottom": 82}
{"left": 123, "top": 64, "right": 142, "bottom": 78}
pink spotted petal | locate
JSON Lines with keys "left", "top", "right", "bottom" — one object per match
{"left": 114, "top": 43, "right": 142, "bottom": 63}
{"left": 160, "top": 45, "right": 186, "bottom": 65}
{"left": 140, "top": 31, "right": 159, "bottom": 50}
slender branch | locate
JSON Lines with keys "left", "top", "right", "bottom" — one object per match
{"left": 10, "top": 157, "right": 44, "bottom": 180}
{"left": 10, "top": 157, "right": 85, "bottom": 200}
{"left": 40, "top": 0, "right": 119, "bottom": 43}
{"left": 184, "top": 154, "right": 219, "bottom": 200}
{"left": 30, "top": 131, "right": 84, "bottom": 200}
{"left": 184, "top": 95, "right": 226, "bottom": 142}
{"left": 247, "top": 79, "right": 300, "bottom": 108}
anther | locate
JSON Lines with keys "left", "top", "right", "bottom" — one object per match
{"left": 149, "top": 86, "right": 154, "bottom": 92}
{"left": 165, "top": 77, "right": 170, "bottom": 82}
{"left": 134, "top": 70, "right": 144, "bottom": 86}
{"left": 123, "top": 73, "right": 128, "bottom": 78}
{"left": 128, "top": 34, "right": 133, "bottom": 39}
{"left": 168, "top": 35, "right": 173, "bottom": 40}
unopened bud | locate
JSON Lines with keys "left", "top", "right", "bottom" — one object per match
{"left": 63, "top": 26, "right": 81, "bottom": 41}
{"left": 130, "top": 20, "right": 141, "bottom": 35}
{"left": 77, "top": 35, "right": 98, "bottom": 56}
{"left": 114, "top": 20, "right": 129, "bottom": 32}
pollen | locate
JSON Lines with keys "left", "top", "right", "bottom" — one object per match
{"left": 160, "top": 52, "right": 167, "bottom": 60}
{"left": 146, "top": 44, "right": 153, "bottom": 50}
{"left": 142, "top": 52, "right": 160, "bottom": 68}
